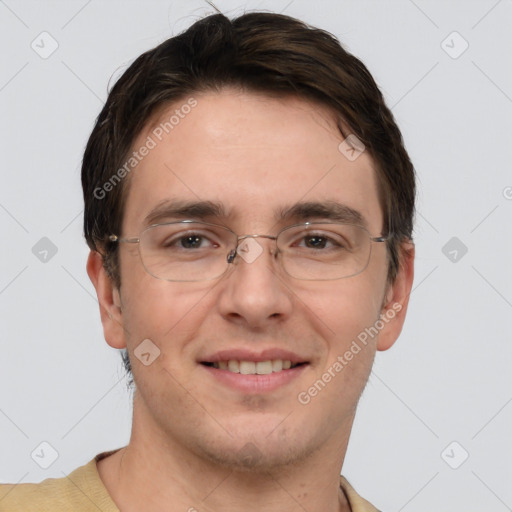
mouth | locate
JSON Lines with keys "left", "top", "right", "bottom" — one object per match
{"left": 199, "top": 350, "right": 309, "bottom": 393}
{"left": 201, "top": 359, "right": 306, "bottom": 375}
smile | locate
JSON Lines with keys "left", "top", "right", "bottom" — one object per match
{"left": 200, "top": 354, "right": 309, "bottom": 393}
{"left": 202, "top": 360, "right": 303, "bottom": 375}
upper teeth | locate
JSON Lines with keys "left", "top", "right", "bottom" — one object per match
{"left": 213, "top": 360, "right": 293, "bottom": 375}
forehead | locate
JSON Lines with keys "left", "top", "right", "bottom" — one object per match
{"left": 122, "top": 89, "right": 383, "bottom": 234}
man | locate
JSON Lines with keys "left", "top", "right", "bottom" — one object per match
{"left": 0, "top": 10, "right": 415, "bottom": 512}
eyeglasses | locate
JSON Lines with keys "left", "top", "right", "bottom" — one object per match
{"left": 108, "top": 220, "right": 389, "bottom": 282}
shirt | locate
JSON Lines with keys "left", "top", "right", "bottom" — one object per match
{"left": 0, "top": 450, "right": 380, "bottom": 511}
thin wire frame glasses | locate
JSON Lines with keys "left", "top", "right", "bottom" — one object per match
{"left": 108, "top": 220, "right": 389, "bottom": 282}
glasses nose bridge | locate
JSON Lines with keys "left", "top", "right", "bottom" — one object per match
{"left": 236, "top": 233, "right": 277, "bottom": 243}
{"left": 236, "top": 233, "right": 278, "bottom": 253}
{"left": 226, "top": 233, "right": 278, "bottom": 265}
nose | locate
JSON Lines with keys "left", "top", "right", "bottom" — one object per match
{"left": 216, "top": 236, "right": 294, "bottom": 330}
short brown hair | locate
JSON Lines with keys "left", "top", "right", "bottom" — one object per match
{"left": 82, "top": 12, "right": 415, "bottom": 380}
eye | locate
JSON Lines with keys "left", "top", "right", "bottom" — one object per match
{"left": 163, "top": 232, "right": 217, "bottom": 250}
{"left": 302, "top": 235, "right": 332, "bottom": 249}
{"left": 179, "top": 234, "right": 207, "bottom": 249}
{"left": 297, "top": 232, "right": 345, "bottom": 250}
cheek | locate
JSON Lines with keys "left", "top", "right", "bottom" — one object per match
{"left": 118, "top": 280, "right": 215, "bottom": 402}
{"left": 119, "top": 264, "right": 215, "bottom": 350}
{"left": 295, "top": 277, "right": 383, "bottom": 343}
{"left": 294, "top": 284, "right": 381, "bottom": 427}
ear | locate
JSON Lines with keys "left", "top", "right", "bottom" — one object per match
{"left": 86, "top": 250, "right": 126, "bottom": 349}
{"left": 377, "top": 242, "right": 415, "bottom": 351}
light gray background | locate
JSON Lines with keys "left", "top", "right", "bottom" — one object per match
{"left": 1, "top": 0, "right": 511, "bottom": 510}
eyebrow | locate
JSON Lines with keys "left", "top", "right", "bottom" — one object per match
{"left": 143, "top": 199, "right": 228, "bottom": 226}
{"left": 278, "top": 201, "right": 367, "bottom": 228}
{"left": 143, "top": 199, "right": 367, "bottom": 229}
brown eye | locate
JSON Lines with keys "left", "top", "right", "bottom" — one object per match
{"left": 180, "top": 235, "right": 203, "bottom": 249}
{"left": 304, "top": 236, "right": 328, "bottom": 249}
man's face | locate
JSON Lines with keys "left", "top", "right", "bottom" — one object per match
{"left": 99, "top": 89, "right": 409, "bottom": 469}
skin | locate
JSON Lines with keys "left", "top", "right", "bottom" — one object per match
{"left": 87, "top": 88, "right": 414, "bottom": 512}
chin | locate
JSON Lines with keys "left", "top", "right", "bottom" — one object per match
{"left": 200, "top": 439, "right": 314, "bottom": 473}
{"left": 189, "top": 419, "right": 322, "bottom": 473}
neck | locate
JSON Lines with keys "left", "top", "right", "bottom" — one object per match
{"left": 98, "top": 395, "right": 353, "bottom": 512}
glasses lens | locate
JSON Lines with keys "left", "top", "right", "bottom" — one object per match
{"left": 139, "top": 222, "right": 235, "bottom": 281}
{"left": 277, "top": 223, "right": 372, "bottom": 280}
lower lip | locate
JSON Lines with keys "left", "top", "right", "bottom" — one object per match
{"left": 201, "top": 364, "right": 308, "bottom": 393}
